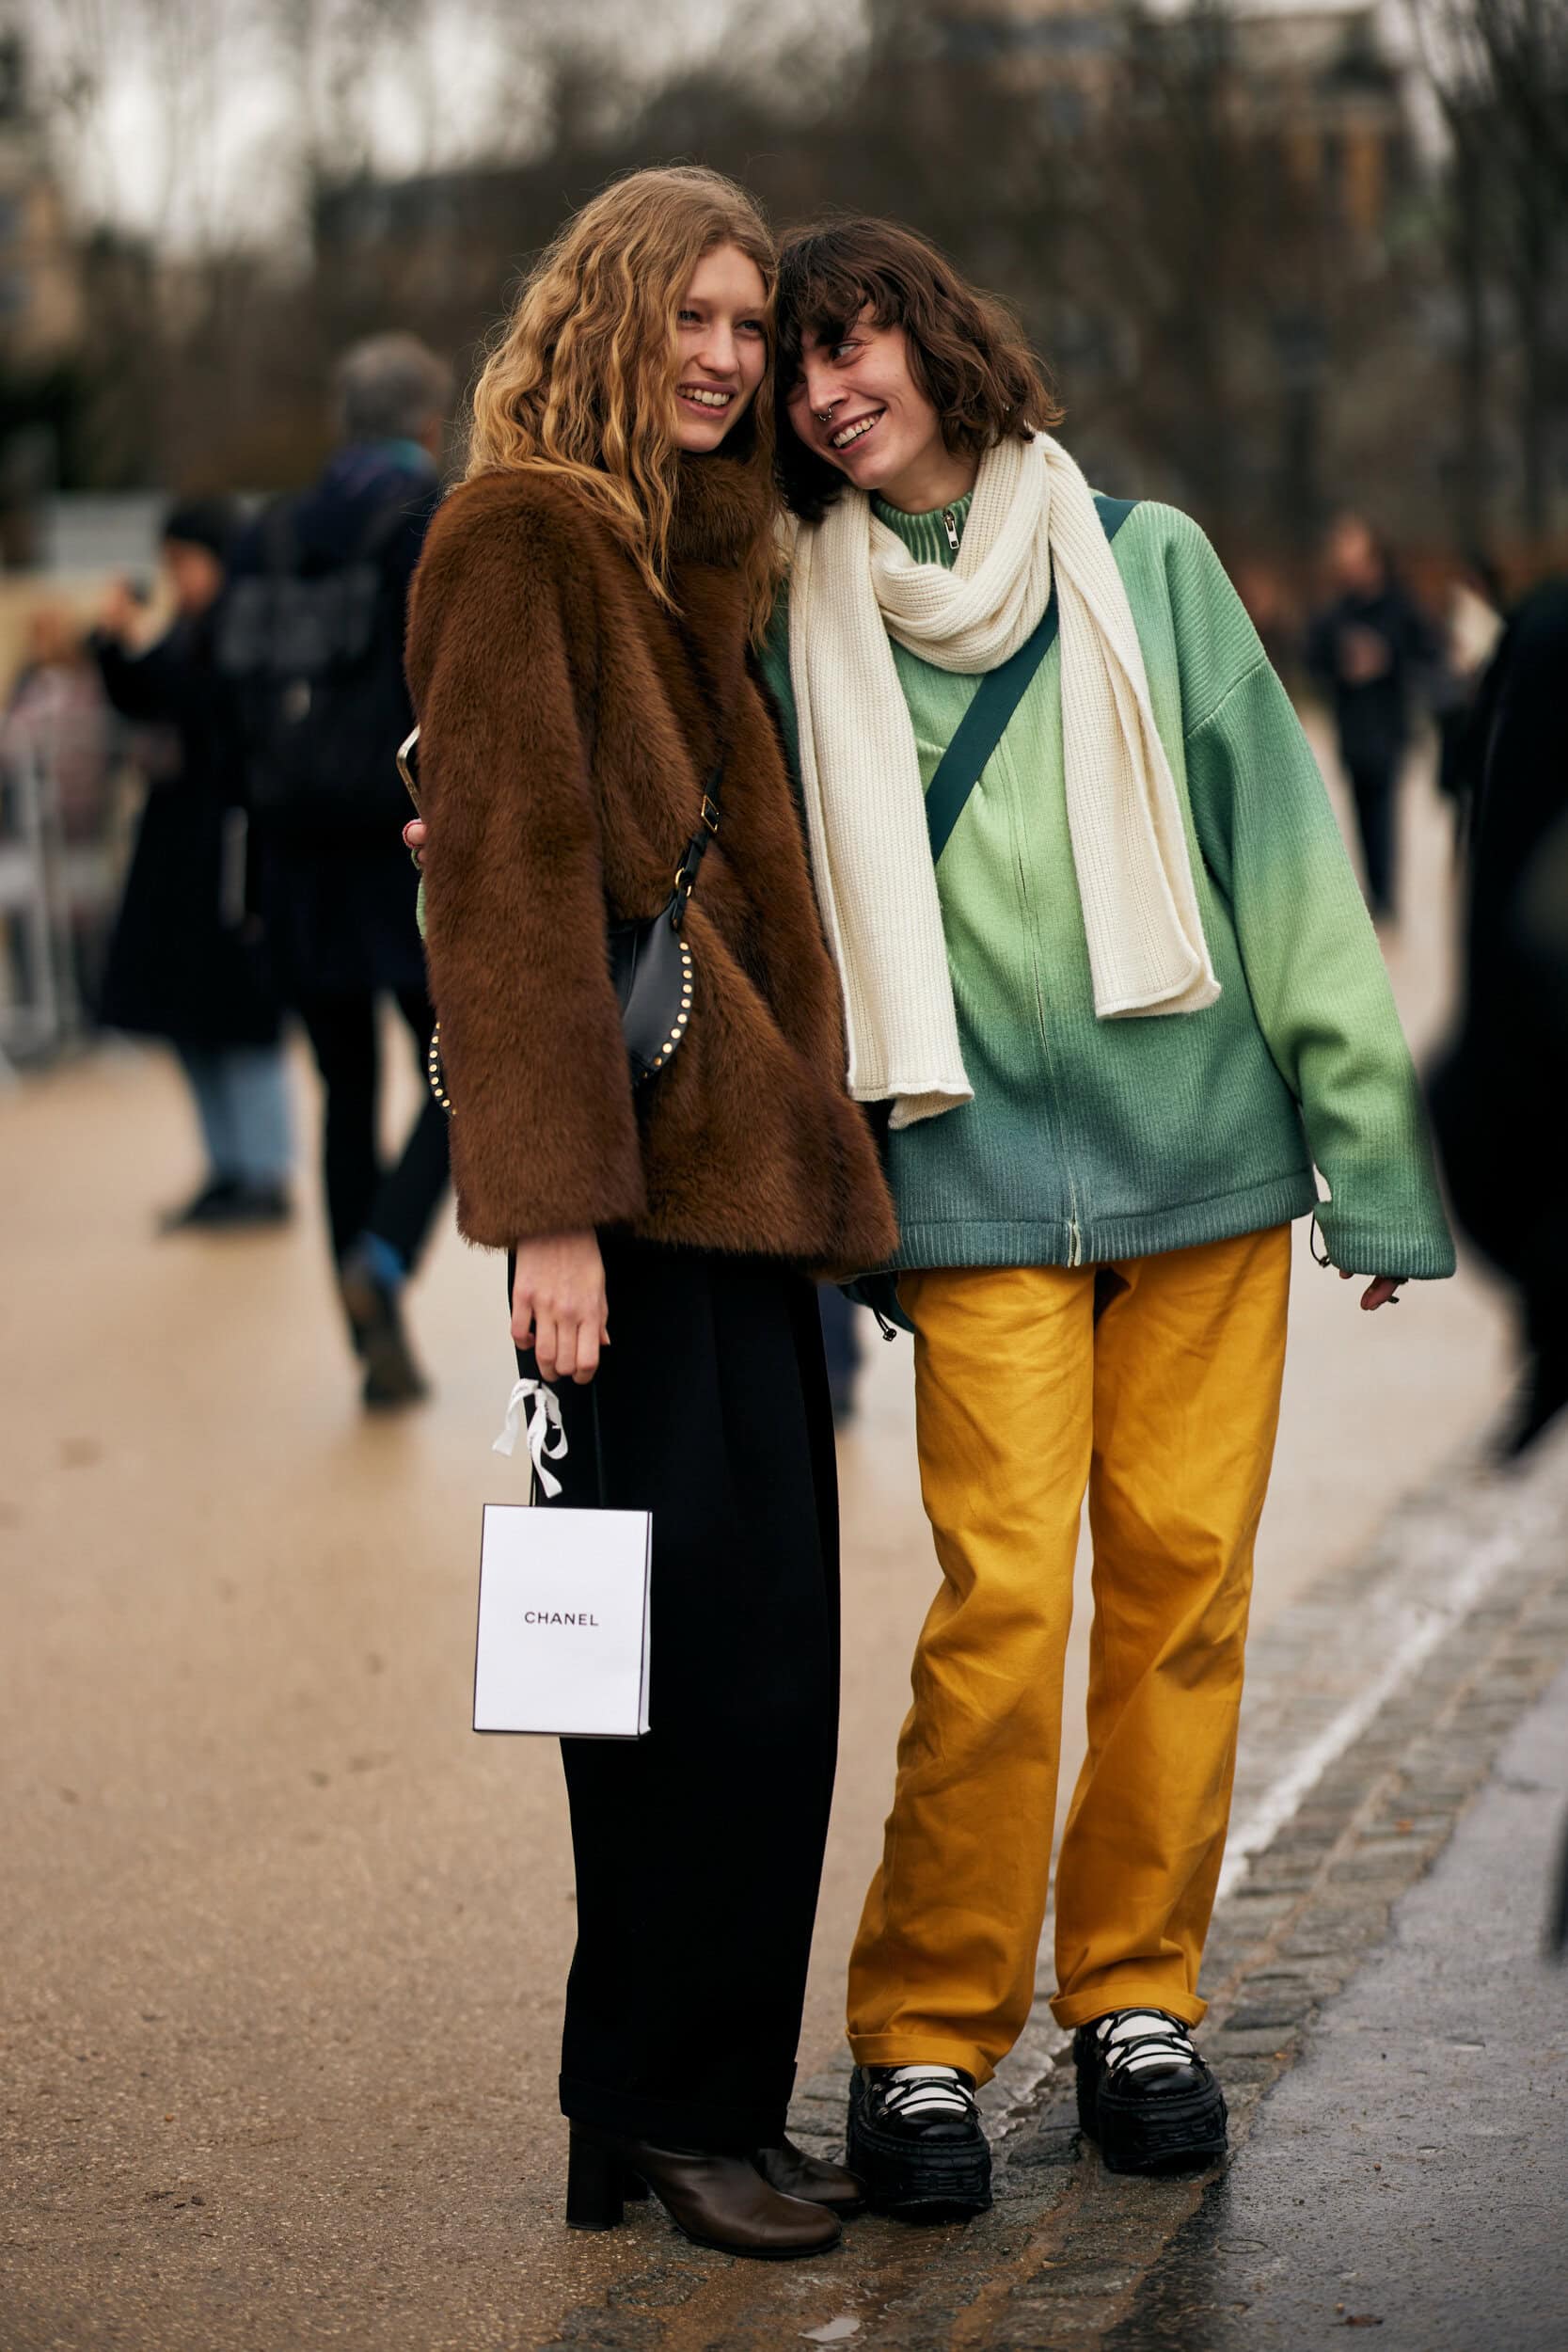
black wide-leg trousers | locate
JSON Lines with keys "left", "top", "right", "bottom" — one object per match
{"left": 515, "top": 1235, "right": 842, "bottom": 2153}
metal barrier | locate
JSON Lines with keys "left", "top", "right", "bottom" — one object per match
{"left": 0, "top": 744, "right": 119, "bottom": 1072}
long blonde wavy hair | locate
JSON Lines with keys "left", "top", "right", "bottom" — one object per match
{"left": 467, "top": 167, "right": 783, "bottom": 641}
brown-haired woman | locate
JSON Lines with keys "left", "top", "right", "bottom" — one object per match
{"left": 760, "top": 215, "right": 1451, "bottom": 2211}
{"left": 406, "top": 167, "right": 896, "bottom": 2257}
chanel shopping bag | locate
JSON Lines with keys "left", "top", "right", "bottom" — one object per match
{"left": 473, "top": 1377, "right": 651, "bottom": 1739}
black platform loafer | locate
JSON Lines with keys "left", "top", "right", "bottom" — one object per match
{"left": 847, "top": 2065, "right": 992, "bottom": 2219}
{"left": 1073, "top": 2009, "right": 1227, "bottom": 2176}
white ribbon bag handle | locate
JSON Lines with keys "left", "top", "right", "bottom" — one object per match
{"left": 493, "top": 1375, "right": 569, "bottom": 1500}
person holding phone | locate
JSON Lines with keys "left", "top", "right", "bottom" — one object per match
{"left": 93, "top": 497, "right": 293, "bottom": 1231}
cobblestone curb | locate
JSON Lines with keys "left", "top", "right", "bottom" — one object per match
{"left": 535, "top": 1426, "right": 1568, "bottom": 2352}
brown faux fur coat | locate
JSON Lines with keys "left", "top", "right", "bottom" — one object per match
{"left": 406, "top": 454, "right": 897, "bottom": 1276}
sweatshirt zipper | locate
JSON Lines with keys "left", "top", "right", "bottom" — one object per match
{"left": 942, "top": 506, "right": 961, "bottom": 554}
{"left": 1013, "top": 795, "right": 1085, "bottom": 1269}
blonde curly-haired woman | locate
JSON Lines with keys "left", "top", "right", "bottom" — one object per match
{"left": 406, "top": 168, "right": 895, "bottom": 2259}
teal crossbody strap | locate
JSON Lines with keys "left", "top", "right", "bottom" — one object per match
{"left": 924, "top": 494, "right": 1139, "bottom": 865}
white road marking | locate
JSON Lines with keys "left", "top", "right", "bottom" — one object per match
{"left": 1214, "top": 1524, "right": 1527, "bottom": 1900}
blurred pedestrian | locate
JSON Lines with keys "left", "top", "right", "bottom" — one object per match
{"left": 769, "top": 218, "right": 1453, "bottom": 2208}
{"left": 1, "top": 605, "right": 119, "bottom": 1013}
{"left": 817, "top": 1283, "right": 864, "bottom": 1425}
{"left": 226, "top": 335, "right": 452, "bottom": 1406}
{"left": 91, "top": 498, "right": 292, "bottom": 1232}
{"left": 1231, "top": 557, "right": 1297, "bottom": 684}
{"left": 1433, "top": 549, "right": 1506, "bottom": 850}
{"left": 2, "top": 605, "right": 115, "bottom": 845}
{"left": 1431, "top": 578, "right": 1568, "bottom": 1457}
{"left": 1306, "top": 513, "right": 1438, "bottom": 925}
{"left": 410, "top": 167, "right": 895, "bottom": 2258}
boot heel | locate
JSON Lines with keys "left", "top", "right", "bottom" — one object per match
{"left": 565, "top": 2131, "right": 625, "bottom": 2230}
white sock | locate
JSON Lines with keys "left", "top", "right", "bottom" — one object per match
{"left": 1093, "top": 2010, "right": 1196, "bottom": 2078}
{"left": 885, "top": 2062, "right": 972, "bottom": 2119}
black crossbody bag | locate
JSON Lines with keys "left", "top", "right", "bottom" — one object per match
{"left": 399, "top": 728, "right": 722, "bottom": 1114}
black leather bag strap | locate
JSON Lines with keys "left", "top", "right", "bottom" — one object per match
{"left": 427, "top": 659, "right": 731, "bottom": 1113}
{"left": 667, "top": 621, "right": 737, "bottom": 919}
{"left": 925, "top": 493, "right": 1139, "bottom": 865}
{"left": 670, "top": 750, "right": 724, "bottom": 922}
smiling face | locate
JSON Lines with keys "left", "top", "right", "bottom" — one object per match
{"left": 784, "top": 309, "right": 971, "bottom": 511}
{"left": 669, "top": 241, "right": 770, "bottom": 454}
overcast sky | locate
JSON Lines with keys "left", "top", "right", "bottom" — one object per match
{"left": 12, "top": 0, "right": 1456, "bottom": 252}
{"left": 11, "top": 0, "right": 856, "bottom": 252}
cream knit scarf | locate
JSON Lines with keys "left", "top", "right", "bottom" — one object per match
{"left": 787, "top": 431, "right": 1220, "bottom": 1130}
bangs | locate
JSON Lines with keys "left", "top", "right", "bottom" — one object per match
{"left": 775, "top": 238, "right": 896, "bottom": 385}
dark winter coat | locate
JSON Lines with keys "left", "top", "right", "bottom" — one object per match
{"left": 94, "top": 613, "right": 281, "bottom": 1049}
{"left": 1306, "top": 582, "right": 1437, "bottom": 771}
{"left": 237, "top": 440, "right": 439, "bottom": 1001}
{"left": 406, "top": 455, "right": 899, "bottom": 1276}
{"left": 1430, "top": 580, "right": 1568, "bottom": 1288}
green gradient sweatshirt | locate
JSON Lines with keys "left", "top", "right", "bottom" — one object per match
{"left": 760, "top": 492, "right": 1454, "bottom": 1279}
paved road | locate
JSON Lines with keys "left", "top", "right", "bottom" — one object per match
{"left": 0, "top": 749, "right": 1528, "bottom": 2349}
{"left": 1117, "top": 1657, "right": 1568, "bottom": 2352}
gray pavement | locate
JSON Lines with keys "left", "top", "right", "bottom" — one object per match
{"left": 514, "top": 1418, "right": 1568, "bottom": 2352}
{"left": 2, "top": 750, "right": 1561, "bottom": 2349}
{"left": 1114, "top": 1660, "right": 1568, "bottom": 2352}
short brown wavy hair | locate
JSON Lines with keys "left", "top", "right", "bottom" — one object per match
{"left": 774, "top": 216, "right": 1062, "bottom": 523}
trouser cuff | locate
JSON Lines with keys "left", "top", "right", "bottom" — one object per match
{"left": 1050, "top": 1983, "right": 1208, "bottom": 2031}
{"left": 559, "top": 2071, "right": 792, "bottom": 2154}
{"left": 847, "top": 2031, "right": 997, "bottom": 2089}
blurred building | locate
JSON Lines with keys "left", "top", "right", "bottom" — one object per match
{"left": 932, "top": 0, "right": 1418, "bottom": 238}
{"left": 314, "top": 170, "right": 526, "bottom": 345}
{"left": 919, "top": 0, "right": 1449, "bottom": 548}
{"left": 0, "top": 31, "right": 86, "bottom": 564}
{"left": 0, "top": 36, "right": 82, "bottom": 369}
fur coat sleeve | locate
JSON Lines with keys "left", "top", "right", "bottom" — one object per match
{"left": 407, "top": 495, "right": 647, "bottom": 1248}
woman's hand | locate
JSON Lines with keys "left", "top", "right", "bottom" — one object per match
{"left": 404, "top": 816, "right": 428, "bottom": 868}
{"left": 1341, "top": 1272, "right": 1405, "bottom": 1311}
{"left": 514, "top": 1232, "right": 610, "bottom": 1383}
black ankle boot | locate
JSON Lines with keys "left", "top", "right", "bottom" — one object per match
{"left": 1073, "top": 2010, "right": 1227, "bottom": 2175}
{"left": 846, "top": 2066, "right": 991, "bottom": 2218}
{"left": 564, "top": 2127, "right": 843, "bottom": 2258}
{"left": 753, "top": 2137, "right": 864, "bottom": 2214}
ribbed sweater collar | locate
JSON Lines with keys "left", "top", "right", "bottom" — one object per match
{"left": 871, "top": 487, "right": 974, "bottom": 569}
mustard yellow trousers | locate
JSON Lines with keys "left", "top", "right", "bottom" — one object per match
{"left": 847, "top": 1227, "right": 1291, "bottom": 2084}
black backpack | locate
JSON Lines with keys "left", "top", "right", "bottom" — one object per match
{"left": 218, "top": 489, "right": 419, "bottom": 837}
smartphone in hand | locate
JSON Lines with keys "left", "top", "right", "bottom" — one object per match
{"left": 396, "top": 724, "right": 421, "bottom": 814}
